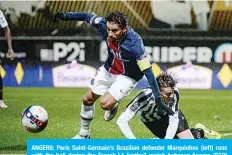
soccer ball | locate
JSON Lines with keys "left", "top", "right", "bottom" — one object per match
{"left": 21, "top": 105, "right": 48, "bottom": 133}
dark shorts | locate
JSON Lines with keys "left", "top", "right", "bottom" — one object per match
{"left": 143, "top": 110, "right": 189, "bottom": 139}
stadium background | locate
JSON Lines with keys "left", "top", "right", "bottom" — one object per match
{"left": 0, "top": 0, "right": 232, "bottom": 154}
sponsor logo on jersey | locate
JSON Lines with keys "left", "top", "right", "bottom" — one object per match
{"left": 94, "top": 17, "right": 102, "bottom": 24}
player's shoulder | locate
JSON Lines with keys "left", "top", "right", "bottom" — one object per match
{"left": 174, "top": 87, "right": 179, "bottom": 95}
{"left": 173, "top": 87, "right": 180, "bottom": 101}
{"left": 174, "top": 87, "right": 179, "bottom": 93}
{"left": 123, "top": 26, "right": 143, "bottom": 46}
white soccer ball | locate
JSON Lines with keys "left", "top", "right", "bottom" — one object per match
{"left": 21, "top": 105, "right": 48, "bottom": 133}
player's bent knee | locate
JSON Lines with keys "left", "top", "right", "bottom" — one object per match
{"left": 100, "top": 100, "right": 113, "bottom": 110}
{"left": 100, "top": 101, "right": 109, "bottom": 110}
{"left": 100, "top": 93, "right": 117, "bottom": 110}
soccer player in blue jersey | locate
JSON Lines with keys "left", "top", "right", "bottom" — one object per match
{"left": 55, "top": 11, "right": 174, "bottom": 139}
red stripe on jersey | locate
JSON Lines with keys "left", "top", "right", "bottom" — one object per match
{"left": 108, "top": 40, "right": 124, "bottom": 74}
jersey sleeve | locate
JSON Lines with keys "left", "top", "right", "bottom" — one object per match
{"left": 0, "top": 10, "right": 8, "bottom": 28}
{"left": 117, "top": 88, "right": 153, "bottom": 139}
{"left": 133, "top": 38, "right": 147, "bottom": 60}
{"left": 65, "top": 12, "right": 107, "bottom": 38}
{"left": 87, "top": 15, "right": 106, "bottom": 29}
{"left": 135, "top": 39, "right": 151, "bottom": 72}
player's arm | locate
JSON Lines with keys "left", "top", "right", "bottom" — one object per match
{"left": 3, "top": 26, "right": 14, "bottom": 57}
{"left": 55, "top": 11, "right": 105, "bottom": 30}
{"left": 55, "top": 11, "right": 92, "bottom": 22}
{"left": 165, "top": 112, "right": 179, "bottom": 139}
{"left": 117, "top": 89, "right": 152, "bottom": 139}
{"left": 116, "top": 106, "right": 137, "bottom": 139}
{"left": 134, "top": 41, "right": 173, "bottom": 115}
{"left": 0, "top": 11, "right": 14, "bottom": 60}
{"left": 165, "top": 89, "right": 180, "bottom": 139}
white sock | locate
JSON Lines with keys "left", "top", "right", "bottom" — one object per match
{"left": 79, "top": 103, "right": 95, "bottom": 135}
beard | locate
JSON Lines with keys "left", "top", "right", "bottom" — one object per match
{"left": 107, "top": 32, "right": 125, "bottom": 41}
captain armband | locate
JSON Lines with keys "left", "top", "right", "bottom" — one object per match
{"left": 137, "top": 57, "right": 151, "bottom": 71}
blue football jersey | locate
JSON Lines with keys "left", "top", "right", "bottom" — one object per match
{"left": 87, "top": 14, "right": 147, "bottom": 81}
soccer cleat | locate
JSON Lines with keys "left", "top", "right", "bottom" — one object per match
{"left": 0, "top": 102, "right": 8, "bottom": 108}
{"left": 104, "top": 103, "right": 119, "bottom": 121}
{"left": 72, "top": 133, "right": 90, "bottom": 139}
{"left": 195, "top": 123, "right": 221, "bottom": 139}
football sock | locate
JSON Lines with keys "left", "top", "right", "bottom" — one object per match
{"left": 79, "top": 102, "right": 95, "bottom": 135}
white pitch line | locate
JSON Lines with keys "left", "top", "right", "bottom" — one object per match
{"left": 222, "top": 133, "right": 232, "bottom": 136}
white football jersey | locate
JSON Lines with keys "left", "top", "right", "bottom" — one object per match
{"left": 117, "top": 87, "right": 180, "bottom": 139}
{"left": 128, "top": 87, "right": 180, "bottom": 122}
{"left": 0, "top": 10, "right": 8, "bottom": 28}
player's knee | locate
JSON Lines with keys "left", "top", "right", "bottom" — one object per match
{"left": 100, "top": 101, "right": 109, "bottom": 110}
{"left": 100, "top": 99, "right": 112, "bottom": 110}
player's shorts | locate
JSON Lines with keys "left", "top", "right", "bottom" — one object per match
{"left": 143, "top": 110, "right": 189, "bottom": 139}
{"left": 89, "top": 66, "right": 137, "bottom": 101}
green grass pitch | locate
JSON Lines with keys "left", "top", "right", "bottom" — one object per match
{"left": 0, "top": 88, "right": 232, "bottom": 154}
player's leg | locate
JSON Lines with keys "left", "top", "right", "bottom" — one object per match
{"left": 0, "top": 72, "right": 7, "bottom": 108}
{"left": 101, "top": 92, "right": 119, "bottom": 121}
{"left": 73, "top": 66, "right": 113, "bottom": 139}
{"left": 195, "top": 123, "right": 221, "bottom": 139}
{"left": 102, "top": 75, "right": 137, "bottom": 121}
{"left": 190, "top": 128, "right": 207, "bottom": 139}
{"left": 176, "top": 129, "right": 194, "bottom": 139}
{"left": 73, "top": 89, "right": 100, "bottom": 139}
{"left": 176, "top": 110, "right": 194, "bottom": 139}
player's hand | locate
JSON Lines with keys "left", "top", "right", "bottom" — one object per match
{"left": 55, "top": 11, "right": 67, "bottom": 21}
{"left": 155, "top": 98, "right": 174, "bottom": 115}
{"left": 8, "top": 48, "right": 14, "bottom": 61}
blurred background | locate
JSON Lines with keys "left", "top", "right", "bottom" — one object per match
{"left": 0, "top": 0, "right": 231, "bottom": 89}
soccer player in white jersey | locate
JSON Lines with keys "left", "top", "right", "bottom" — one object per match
{"left": 117, "top": 73, "right": 206, "bottom": 139}
{"left": 0, "top": 10, "right": 14, "bottom": 108}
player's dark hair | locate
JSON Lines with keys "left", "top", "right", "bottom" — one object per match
{"left": 156, "top": 73, "right": 177, "bottom": 89}
{"left": 105, "top": 11, "right": 128, "bottom": 27}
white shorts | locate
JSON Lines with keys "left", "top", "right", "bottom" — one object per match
{"left": 89, "top": 66, "right": 137, "bottom": 101}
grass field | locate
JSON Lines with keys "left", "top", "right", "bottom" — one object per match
{"left": 0, "top": 87, "right": 232, "bottom": 154}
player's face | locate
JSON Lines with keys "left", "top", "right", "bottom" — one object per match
{"left": 107, "top": 22, "right": 126, "bottom": 41}
{"left": 160, "top": 87, "right": 174, "bottom": 104}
